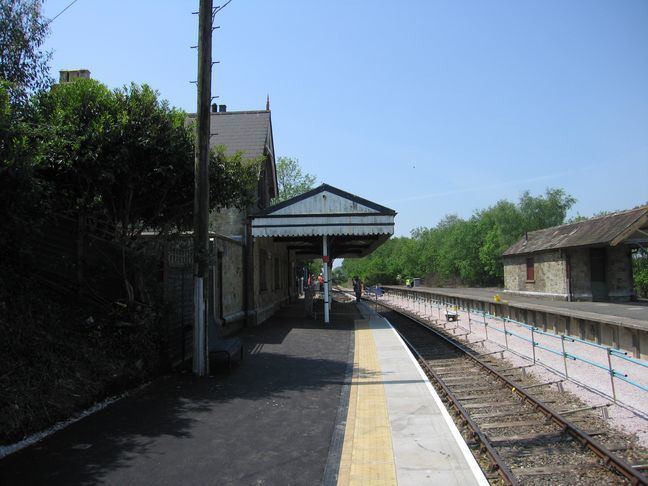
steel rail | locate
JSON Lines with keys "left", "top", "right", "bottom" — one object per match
{"left": 374, "top": 298, "right": 648, "bottom": 486}
{"left": 395, "top": 324, "right": 518, "bottom": 485}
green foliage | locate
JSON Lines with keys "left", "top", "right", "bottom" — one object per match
{"left": 2, "top": 78, "right": 262, "bottom": 303}
{"left": 634, "top": 250, "right": 648, "bottom": 298}
{"left": 0, "top": 0, "right": 52, "bottom": 104}
{"left": 31, "top": 79, "right": 259, "bottom": 235}
{"left": 210, "top": 145, "right": 263, "bottom": 214}
{"left": 0, "top": 276, "right": 164, "bottom": 444}
{"left": 1, "top": 70, "right": 263, "bottom": 439}
{"left": 273, "top": 156, "right": 316, "bottom": 203}
{"left": 31, "top": 78, "right": 117, "bottom": 215}
{"left": 0, "top": 81, "right": 43, "bottom": 258}
{"left": 332, "top": 266, "right": 348, "bottom": 285}
{"left": 518, "top": 188, "right": 574, "bottom": 230}
{"left": 342, "top": 189, "right": 577, "bottom": 287}
{"left": 343, "top": 237, "right": 413, "bottom": 286}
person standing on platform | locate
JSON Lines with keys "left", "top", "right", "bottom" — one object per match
{"left": 353, "top": 276, "right": 361, "bottom": 302}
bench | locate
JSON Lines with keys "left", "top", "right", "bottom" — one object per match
{"left": 209, "top": 337, "right": 243, "bottom": 369}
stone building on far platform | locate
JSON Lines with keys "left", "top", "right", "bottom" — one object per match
{"left": 502, "top": 206, "right": 648, "bottom": 302}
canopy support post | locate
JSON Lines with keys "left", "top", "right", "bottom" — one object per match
{"left": 323, "top": 235, "right": 330, "bottom": 324}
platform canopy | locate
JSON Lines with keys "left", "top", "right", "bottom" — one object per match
{"left": 251, "top": 184, "right": 396, "bottom": 259}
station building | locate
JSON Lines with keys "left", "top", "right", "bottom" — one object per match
{"left": 164, "top": 104, "right": 395, "bottom": 363}
{"left": 502, "top": 206, "right": 648, "bottom": 302}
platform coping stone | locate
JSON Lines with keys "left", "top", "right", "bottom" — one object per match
{"left": 338, "top": 319, "right": 397, "bottom": 486}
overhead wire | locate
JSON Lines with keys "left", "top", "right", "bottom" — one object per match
{"left": 47, "top": 0, "right": 80, "bottom": 25}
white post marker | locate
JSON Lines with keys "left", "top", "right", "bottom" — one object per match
{"left": 323, "top": 235, "right": 330, "bottom": 324}
{"left": 193, "top": 276, "right": 206, "bottom": 375}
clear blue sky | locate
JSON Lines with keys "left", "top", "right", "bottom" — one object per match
{"left": 42, "top": 0, "right": 648, "bottom": 236}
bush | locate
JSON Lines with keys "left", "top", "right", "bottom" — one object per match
{"left": 634, "top": 251, "right": 648, "bottom": 298}
{"left": 0, "top": 274, "right": 164, "bottom": 444}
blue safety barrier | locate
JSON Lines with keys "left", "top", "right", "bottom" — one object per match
{"left": 384, "top": 287, "right": 648, "bottom": 401}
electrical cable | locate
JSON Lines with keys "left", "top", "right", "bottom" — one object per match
{"left": 48, "top": 0, "right": 80, "bottom": 24}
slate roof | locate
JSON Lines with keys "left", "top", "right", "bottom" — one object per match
{"left": 186, "top": 109, "right": 277, "bottom": 197}
{"left": 187, "top": 110, "right": 273, "bottom": 159}
{"left": 503, "top": 206, "right": 648, "bottom": 256}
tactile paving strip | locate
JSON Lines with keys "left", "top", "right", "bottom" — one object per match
{"left": 338, "top": 319, "right": 397, "bottom": 486}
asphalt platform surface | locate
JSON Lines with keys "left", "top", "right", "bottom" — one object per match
{"left": 0, "top": 300, "right": 357, "bottom": 486}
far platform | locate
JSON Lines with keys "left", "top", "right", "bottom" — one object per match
{"left": 388, "top": 285, "right": 648, "bottom": 329}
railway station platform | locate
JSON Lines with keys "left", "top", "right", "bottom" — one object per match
{"left": 385, "top": 285, "right": 648, "bottom": 360}
{"left": 0, "top": 297, "right": 486, "bottom": 485}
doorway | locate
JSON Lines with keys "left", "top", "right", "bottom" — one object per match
{"left": 590, "top": 248, "right": 608, "bottom": 301}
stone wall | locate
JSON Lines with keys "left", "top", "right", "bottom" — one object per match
{"left": 566, "top": 246, "right": 635, "bottom": 302}
{"left": 249, "top": 237, "right": 294, "bottom": 326}
{"left": 503, "top": 250, "right": 568, "bottom": 299}
{"left": 209, "top": 208, "right": 296, "bottom": 327}
{"left": 606, "top": 245, "right": 635, "bottom": 302}
{"left": 212, "top": 236, "right": 245, "bottom": 331}
{"left": 503, "top": 257, "right": 521, "bottom": 291}
{"left": 568, "top": 247, "right": 591, "bottom": 301}
{"left": 210, "top": 207, "right": 246, "bottom": 238}
{"left": 163, "top": 232, "right": 299, "bottom": 358}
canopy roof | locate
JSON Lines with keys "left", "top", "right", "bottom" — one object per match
{"left": 503, "top": 205, "right": 648, "bottom": 256}
{"left": 251, "top": 184, "right": 396, "bottom": 258}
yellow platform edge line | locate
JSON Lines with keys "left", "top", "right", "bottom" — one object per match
{"left": 338, "top": 319, "right": 397, "bottom": 486}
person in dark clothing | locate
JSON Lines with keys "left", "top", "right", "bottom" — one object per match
{"left": 352, "top": 276, "right": 361, "bottom": 303}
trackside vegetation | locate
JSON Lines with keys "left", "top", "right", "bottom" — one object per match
{"left": 342, "top": 189, "right": 577, "bottom": 287}
{"left": 342, "top": 191, "right": 648, "bottom": 297}
{"left": 0, "top": 0, "right": 262, "bottom": 442}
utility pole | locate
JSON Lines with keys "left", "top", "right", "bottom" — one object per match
{"left": 193, "top": 0, "right": 213, "bottom": 376}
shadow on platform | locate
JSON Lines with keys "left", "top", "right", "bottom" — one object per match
{"left": 0, "top": 299, "right": 363, "bottom": 485}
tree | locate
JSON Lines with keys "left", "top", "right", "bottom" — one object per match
{"left": 34, "top": 79, "right": 261, "bottom": 233}
{"left": 342, "top": 188, "right": 578, "bottom": 288}
{"left": 634, "top": 250, "right": 648, "bottom": 298}
{"left": 0, "top": 0, "right": 52, "bottom": 105}
{"left": 32, "top": 78, "right": 117, "bottom": 216}
{"left": 518, "top": 188, "right": 576, "bottom": 232}
{"left": 476, "top": 200, "right": 524, "bottom": 283}
{"left": 273, "top": 156, "right": 316, "bottom": 203}
{"left": 331, "top": 266, "right": 348, "bottom": 285}
{"left": 32, "top": 78, "right": 261, "bottom": 301}
{"left": 0, "top": 81, "right": 43, "bottom": 262}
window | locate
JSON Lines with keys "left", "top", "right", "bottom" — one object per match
{"left": 526, "top": 257, "right": 535, "bottom": 282}
{"left": 274, "top": 258, "right": 280, "bottom": 290}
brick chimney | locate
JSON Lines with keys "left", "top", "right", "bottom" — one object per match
{"left": 59, "top": 69, "right": 91, "bottom": 83}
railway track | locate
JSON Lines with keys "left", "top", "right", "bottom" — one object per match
{"left": 351, "top": 292, "right": 647, "bottom": 485}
